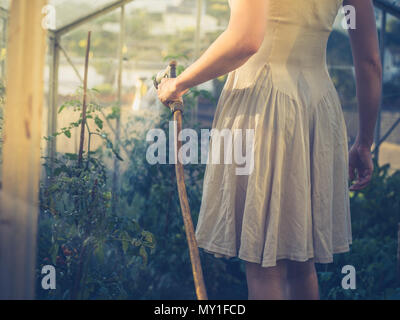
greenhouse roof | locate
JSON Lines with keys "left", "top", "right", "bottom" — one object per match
{"left": 51, "top": 0, "right": 126, "bottom": 29}
{"left": 0, "top": 0, "right": 135, "bottom": 31}
{"left": 0, "top": 0, "right": 400, "bottom": 29}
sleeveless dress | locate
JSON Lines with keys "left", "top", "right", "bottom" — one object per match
{"left": 195, "top": 0, "right": 352, "bottom": 267}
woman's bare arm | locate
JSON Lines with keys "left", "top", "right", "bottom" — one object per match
{"left": 157, "top": 0, "right": 268, "bottom": 105}
{"left": 344, "top": 0, "right": 382, "bottom": 190}
{"left": 345, "top": 0, "right": 382, "bottom": 147}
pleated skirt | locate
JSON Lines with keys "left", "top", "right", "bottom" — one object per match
{"left": 195, "top": 63, "right": 352, "bottom": 267}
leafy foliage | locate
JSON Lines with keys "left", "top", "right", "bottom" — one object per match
{"left": 37, "top": 94, "right": 154, "bottom": 300}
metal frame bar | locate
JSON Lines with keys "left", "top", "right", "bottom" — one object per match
{"left": 374, "top": 9, "right": 387, "bottom": 160}
{"left": 0, "top": 1, "right": 135, "bottom": 36}
{"left": 0, "top": 7, "right": 7, "bottom": 79}
{"left": 374, "top": 117, "right": 400, "bottom": 152}
{"left": 371, "top": 4, "right": 400, "bottom": 159}
{"left": 47, "top": 34, "right": 60, "bottom": 175}
{"left": 54, "top": 0, "right": 134, "bottom": 37}
{"left": 374, "top": 0, "right": 400, "bottom": 19}
{"left": 0, "top": 7, "right": 7, "bottom": 19}
{"left": 193, "top": 0, "right": 203, "bottom": 122}
{"left": 58, "top": 42, "right": 83, "bottom": 82}
{"left": 1, "top": 17, "right": 6, "bottom": 80}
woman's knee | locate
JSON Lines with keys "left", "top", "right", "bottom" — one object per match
{"left": 287, "top": 259, "right": 316, "bottom": 279}
{"left": 245, "top": 260, "right": 288, "bottom": 281}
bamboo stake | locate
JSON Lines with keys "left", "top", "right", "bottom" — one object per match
{"left": 78, "top": 31, "right": 91, "bottom": 166}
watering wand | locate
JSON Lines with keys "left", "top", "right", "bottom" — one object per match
{"left": 154, "top": 61, "right": 208, "bottom": 300}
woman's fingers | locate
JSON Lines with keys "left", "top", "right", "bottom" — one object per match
{"left": 349, "top": 169, "right": 372, "bottom": 191}
{"left": 350, "top": 179, "right": 367, "bottom": 191}
{"left": 157, "top": 80, "right": 171, "bottom": 108}
{"left": 348, "top": 143, "right": 373, "bottom": 191}
{"left": 157, "top": 78, "right": 182, "bottom": 108}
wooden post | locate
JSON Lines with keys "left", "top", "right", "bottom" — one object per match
{"left": 0, "top": 0, "right": 47, "bottom": 299}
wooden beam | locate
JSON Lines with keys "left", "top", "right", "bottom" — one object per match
{"left": 55, "top": 0, "right": 134, "bottom": 37}
{"left": 0, "top": 0, "right": 47, "bottom": 299}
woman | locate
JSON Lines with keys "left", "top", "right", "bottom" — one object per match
{"left": 158, "top": 0, "right": 382, "bottom": 300}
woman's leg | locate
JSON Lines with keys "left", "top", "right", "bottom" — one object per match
{"left": 245, "top": 258, "right": 320, "bottom": 300}
{"left": 245, "top": 260, "right": 289, "bottom": 300}
{"left": 286, "top": 259, "right": 319, "bottom": 300}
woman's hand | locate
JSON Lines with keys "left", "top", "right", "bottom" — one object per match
{"left": 157, "top": 78, "right": 188, "bottom": 109}
{"left": 348, "top": 142, "right": 374, "bottom": 191}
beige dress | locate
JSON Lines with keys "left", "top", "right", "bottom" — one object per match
{"left": 195, "top": 0, "right": 352, "bottom": 267}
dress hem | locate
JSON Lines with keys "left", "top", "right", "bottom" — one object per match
{"left": 197, "top": 241, "right": 352, "bottom": 268}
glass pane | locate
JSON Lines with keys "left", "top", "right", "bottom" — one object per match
{"left": 379, "top": 12, "right": 400, "bottom": 170}
{"left": 49, "top": 0, "right": 119, "bottom": 29}
{"left": 0, "top": 0, "right": 9, "bottom": 10}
